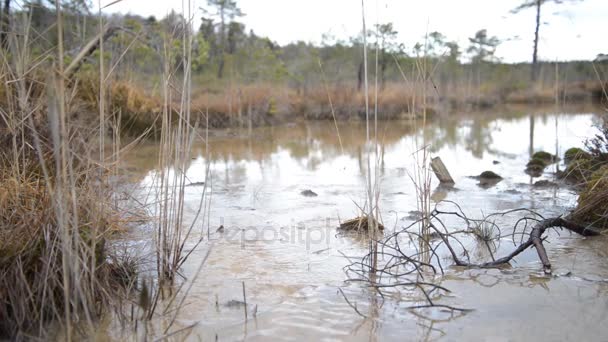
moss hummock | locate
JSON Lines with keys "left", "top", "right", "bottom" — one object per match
{"left": 564, "top": 147, "right": 591, "bottom": 164}
{"left": 531, "top": 151, "right": 557, "bottom": 164}
{"left": 479, "top": 171, "right": 502, "bottom": 179}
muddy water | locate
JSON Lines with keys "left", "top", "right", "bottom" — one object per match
{"left": 122, "top": 107, "right": 608, "bottom": 341}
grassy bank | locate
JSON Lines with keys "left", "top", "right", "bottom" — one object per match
{"left": 558, "top": 115, "right": 608, "bottom": 230}
{"left": 55, "top": 77, "right": 605, "bottom": 138}
{"left": 0, "top": 3, "right": 205, "bottom": 340}
{"left": 0, "top": 76, "right": 137, "bottom": 338}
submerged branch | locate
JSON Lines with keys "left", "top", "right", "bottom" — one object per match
{"left": 342, "top": 200, "right": 603, "bottom": 317}
{"left": 437, "top": 216, "right": 599, "bottom": 273}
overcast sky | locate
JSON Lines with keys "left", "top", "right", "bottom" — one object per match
{"left": 99, "top": 0, "right": 607, "bottom": 63}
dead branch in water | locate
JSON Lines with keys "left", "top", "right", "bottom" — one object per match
{"left": 437, "top": 216, "right": 599, "bottom": 272}
{"left": 342, "top": 200, "right": 601, "bottom": 315}
{"left": 429, "top": 201, "right": 599, "bottom": 273}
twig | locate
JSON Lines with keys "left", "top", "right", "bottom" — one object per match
{"left": 154, "top": 323, "right": 198, "bottom": 342}
{"left": 406, "top": 304, "right": 473, "bottom": 312}
{"left": 242, "top": 281, "right": 248, "bottom": 320}
{"left": 338, "top": 287, "right": 367, "bottom": 318}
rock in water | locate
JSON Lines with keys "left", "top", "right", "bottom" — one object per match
{"left": 479, "top": 171, "right": 502, "bottom": 179}
{"left": 477, "top": 171, "right": 503, "bottom": 188}
{"left": 300, "top": 189, "right": 318, "bottom": 197}
{"left": 532, "top": 151, "right": 558, "bottom": 164}
{"left": 533, "top": 180, "right": 557, "bottom": 188}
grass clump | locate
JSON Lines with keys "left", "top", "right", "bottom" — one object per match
{"left": 561, "top": 157, "right": 600, "bottom": 184}
{"left": 471, "top": 219, "right": 498, "bottom": 242}
{"left": 339, "top": 215, "right": 385, "bottom": 232}
{"left": 570, "top": 165, "right": 608, "bottom": 230}
{"left": 566, "top": 115, "right": 608, "bottom": 230}
{"left": 0, "top": 153, "right": 136, "bottom": 339}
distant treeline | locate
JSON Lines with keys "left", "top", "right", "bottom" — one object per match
{"left": 1, "top": 0, "right": 605, "bottom": 134}
{"left": 12, "top": 1, "right": 601, "bottom": 91}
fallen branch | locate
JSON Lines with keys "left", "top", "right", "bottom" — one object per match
{"left": 65, "top": 25, "right": 119, "bottom": 79}
{"left": 435, "top": 216, "right": 599, "bottom": 273}
{"left": 341, "top": 200, "right": 602, "bottom": 317}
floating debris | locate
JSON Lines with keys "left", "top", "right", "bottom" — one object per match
{"left": 300, "top": 189, "right": 318, "bottom": 197}
{"left": 224, "top": 299, "right": 247, "bottom": 308}
{"left": 533, "top": 180, "right": 557, "bottom": 188}
{"left": 404, "top": 210, "right": 423, "bottom": 221}
{"left": 504, "top": 189, "right": 522, "bottom": 194}
{"left": 430, "top": 156, "right": 455, "bottom": 184}
{"left": 339, "top": 216, "right": 384, "bottom": 231}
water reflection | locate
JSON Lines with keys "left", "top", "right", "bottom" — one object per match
{"left": 125, "top": 106, "right": 598, "bottom": 186}
{"left": 118, "top": 105, "right": 608, "bottom": 341}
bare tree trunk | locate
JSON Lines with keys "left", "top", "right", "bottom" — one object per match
{"left": 380, "top": 51, "right": 387, "bottom": 90}
{"left": 529, "top": 115, "right": 535, "bottom": 158}
{"left": 357, "top": 60, "right": 363, "bottom": 91}
{"left": 0, "top": 0, "right": 10, "bottom": 50}
{"left": 531, "top": 0, "right": 541, "bottom": 82}
{"left": 217, "top": 5, "right": 225, "bottom": 79}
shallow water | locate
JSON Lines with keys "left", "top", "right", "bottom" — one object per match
{"left": 120, "top": 106, "right": 608, "bottom": 341}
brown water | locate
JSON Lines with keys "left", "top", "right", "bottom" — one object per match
{"left": 118, "top": 108, "right": 608, "bottom": 341}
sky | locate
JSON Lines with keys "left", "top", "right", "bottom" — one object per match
{"left": 98, "top": 0, "right": 608, "bottom": 63}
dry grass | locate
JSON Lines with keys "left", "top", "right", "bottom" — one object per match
{"left": 0, "top": 151, "right": 136, "bottom": 338}
{"left": 53, "top": 75, "right": 600, "bottom": 139}
{"left": 339, "top": 216, "right": 385, "bottom": 232}
{"left": 298, "top": 84, "right": 417, "bottom": 120}
{"left": 569, "top": 115, "right": 608, "bottom": 229}
{"left": 571, "top": 165, "right": 608, "bottom": 230}
{"left": 75, "top": 74, "right": 162, "bottom": 136}
{"left": 190, "top": 83, "right": 292, "bottom": 128}
{"left": 0, "top": 4, "right": 144, "bottom": 340}
{"left": 504, "top": 82, "right": 590, "bottom": 104}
